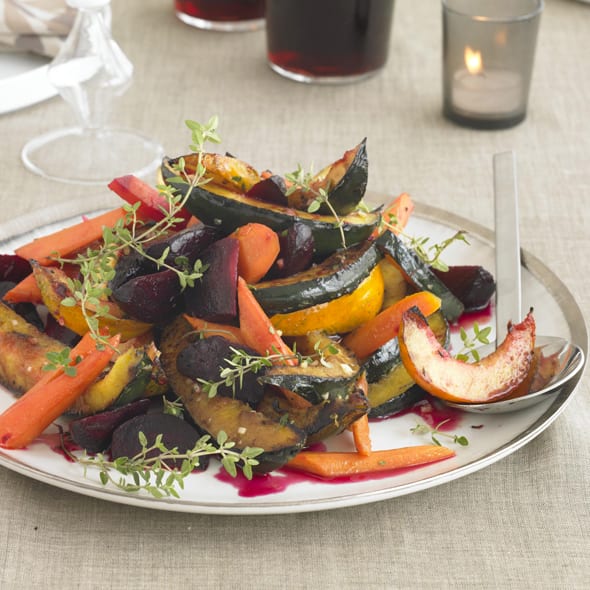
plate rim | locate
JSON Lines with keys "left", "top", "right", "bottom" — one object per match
{"left": 0, "top": 54, "right": 57, "bottom": 115}
{"left": 0, "top": 195, "right": 587, "bottom": 515}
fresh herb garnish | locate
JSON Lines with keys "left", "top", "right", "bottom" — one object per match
{"left": 455, "top": 322, "right": 492, "bottom": 362}
{"left": 52, "top": 117, "right": 221, "bottom": 350}
{"left": 198, "top": 342, "right": 339, "bottom": 398}
{"left": 406, "top": 230, "right": 469, "bottom": 272}
{"left": 43, "top": 348, "right": 81, "bottom": 376}
{"left": 68, "top": 430, "right": 263, "bottom": 499}
{"left": 284, "top": 164, "right": 347, "bottom": 249}
{"left": 411, "top": 419, "right": 469, "bottom": 446}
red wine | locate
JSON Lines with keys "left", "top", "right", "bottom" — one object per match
{"left": 175, "top": 0, "right": 264, "bottom": 24}
{"left": 266, "top": 0, "right": 394, "bottom": 80}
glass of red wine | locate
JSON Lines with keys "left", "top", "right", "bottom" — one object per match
{"left": 266, "top": 0, "right": 395, "bottom": 84}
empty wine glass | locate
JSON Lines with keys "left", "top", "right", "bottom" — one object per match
{"left": 21, "top": 0, "right": 164, "bottom": 185}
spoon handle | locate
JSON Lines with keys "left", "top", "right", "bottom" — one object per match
{"left": 493, "top": 151, "right": 522, "bottom": 343}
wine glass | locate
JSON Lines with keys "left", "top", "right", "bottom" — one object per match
{"left": 21, "top": 0, "right": 164, "bottom": 185}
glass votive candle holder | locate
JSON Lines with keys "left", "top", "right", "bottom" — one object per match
{"left": 442, "top": 0, "right": 543, "bottom": 129}
{"left": 265, "top": 0, "right": 395, "bottom": 84}
{"left": 175, "top": 0, "right": 265, "bottom": 32}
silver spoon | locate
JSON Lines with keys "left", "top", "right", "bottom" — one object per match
{"left": 446, "top": 151, "right": 585, "bottom": 414}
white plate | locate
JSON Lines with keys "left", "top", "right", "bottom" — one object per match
{"left": 0, "top": 52, "right": 57, "bottom": 114}
{"left": 0, "top": 195, "right": 587, "bottom": 514}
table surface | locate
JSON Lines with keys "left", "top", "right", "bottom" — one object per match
{"left": 0, "top": 1, "right": 589, "bottom": 588}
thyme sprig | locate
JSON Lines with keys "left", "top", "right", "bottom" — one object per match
{"left": 69, "top": 431, "right": 263, "bottom": 499}
{"left": 54, "top": 117, "right": 221, "bottom": 348}
{"left": 406, "top": 230, "right": 469, "bottom": 272}
{"left": 198, "top": 341, "right": 340, "bottom": 398}
{"left": 455, "top": 322, "right": 492, "bottom": 362}
{"left": 284, "top": 164, "right": 347, "bottom": 249}
{"left": 411, "top": 419, "right": 469, "bottom": 447}
{"left": 43, "top": 348, "right": 81, "bottom": 376}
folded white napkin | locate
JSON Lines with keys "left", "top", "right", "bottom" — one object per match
{"left": 0, "top": 0, "right": 75, "bottom": 57}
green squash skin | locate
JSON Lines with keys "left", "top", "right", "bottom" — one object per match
{"left": 259, "top": 333, "right": 360, "bottom": 405}
{"left": 317, "top": 138, "right": 368, "bottom": 216}
{"left": 376, "top": 231, "right": 465, "bottom": 322}
{"left": 159, "top": 316, "right": 306, "bottom": 473}
{"left": 251, "top": 240, "right": 381, "bottom": 315}
{"left": 161, "top": 158, "right": 380, "bottom": 257}
{"left": 257, "top": 384, "right": 369, "bottom": 445}
{"left": 111, "top": 352, "right": 154, "bottom": 408}
{"left": 363, "top": 311, "right": 449, "bottom": 418}
{"left": 368, "top": 386, "right": 426, "bottom": 419}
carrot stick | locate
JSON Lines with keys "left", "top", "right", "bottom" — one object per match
{"left": 342, "top": 291, "right": 441, "bottom": 360}
{"left": 0, "top": 334, "right": 119, "bottom": 449}
{"left": 349, "top": 414, "right": 372, "bottom": 456}
{"left": 236, "top": 276, "right": 297, "bottom": 365}
{"left": 15, "top": 208, "right": 129, "bottom": 267}
{"left": 286, "top": 445, "right": 455, "bottom": 479}
{"left": 2, "top": 274, "right": 42, "bottom": 304}
{"left": 373, "top": 193, "right": 415, "bottom": 238}
{"left": 3, "top": 263, "right": 79, "bottom": 304}
{"left": 183, "top": 314, "right": 245, "bottom": 345}
{"left": 231, "top": 223, "right": 280, "bottom": 284}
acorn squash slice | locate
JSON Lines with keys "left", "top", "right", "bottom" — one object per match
{"left": 376, "top": 231, "right": 465, "bottom": 322}
{"left": 259, "top": 331, "right": 360, "bottom": 404}
{"left": 286, "top": 139, "right": 368, "bottom": 215}
{"left": 159, "top": 315, "right": 305, "bottom": 473}
{"left": 270, "top": 264, "right": 384, "bottom": 336}
{"left": 251, "top": 240, "right": 381, "bottom": 315}
{"left": 257, "top": 381, "right": 369, "bottom": 445}
{"left": 363, "top": 310, "right": 449, "bottom": 418}
{"left": 161, "top": 156, "right": 380, "bottom": 258}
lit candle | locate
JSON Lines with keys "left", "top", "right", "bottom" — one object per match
{"left": 451, "top": 47, "right": 523, "bottom": 116}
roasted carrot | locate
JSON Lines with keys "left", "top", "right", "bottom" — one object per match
{"left": 347, "top": 373, "right": 371, "bottom": 455}
{"left": 14, "top": 208, "right": 129, "bottom": 267}
{"left": 236, "top": 276, "right": 297, "bottom": 365}
{"left": 2, "top": 273, "right": 42, "bottom": 304}
{"left": 342, "top": 291, "right": 441, "bottom": 360}
{"left": 0, "top": 334, "right": 119, "bottom": 449}
{"left": 3, "top": 263, "right": 80, "bottom": 304}
{"left": 349, "top": 414, "right": 372, "bottom": 456}
{"left": 373, "top": 192, "right": 415, "bottom": 238}
{"left": 231, "top": 223, "right": 280, "bottom": 284}
{"left": 183, "top": 314, "right": 245, "bottom": 345}
{"left": 286, "top": 445, "right": 455, "bottom": 479}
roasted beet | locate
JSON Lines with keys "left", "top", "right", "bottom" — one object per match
{"left": 110, "top": 249, "right": 156, "bottom": 291}
{"left": 69, "top": 398, "right": 151, "bottom": 453}
{"left": 432, "top": 265, "right": 496, "bottom": 311}
{"left": 176, "top": 335, "right": 265, "bottom": 408}
{"left": 184, "top": 236, "right": 239, "bottom": 323}
{"left": 0, "top": 254, "right": 31, "bottom": 282}
{"left": 246, "top": 175, "right": 288, "bottom": 205}
{"left": 111, "top": 268, "right": 182, "bottom": 323}
{"left": 268, "top": 222, "right": 315, "bottom": 278}
{"left": 110, "top": 413, "right": 209, "bottom": 470}
{"left": 145, "top": 223, "right": 220, "bottom": 268}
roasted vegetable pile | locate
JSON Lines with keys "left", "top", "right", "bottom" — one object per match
{"left": 1, "top": 130, "right": 535, "bottom": 490}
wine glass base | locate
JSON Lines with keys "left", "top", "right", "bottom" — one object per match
{"left": 21, "top": 127, "right": 164, "bottom": 185}
{"left": 268, "top": 61, "right": 383, "bottom": 85}
{"left": 175, "top": 11, "right": 264, "bottom": 32}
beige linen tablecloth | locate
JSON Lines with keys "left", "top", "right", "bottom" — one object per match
{"left": 0, "top": 1, "right": 589, "bottom": 588}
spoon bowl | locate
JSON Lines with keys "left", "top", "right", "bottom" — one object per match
{"left": 445, "top": 335, "right": 586, "bottom": 414}
{"left": 443, "top": 151, "right": 586, "bottom": 414}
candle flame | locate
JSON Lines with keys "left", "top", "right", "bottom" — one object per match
{"left": 464, "top": 46, "right": 483, "bottom": 75}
